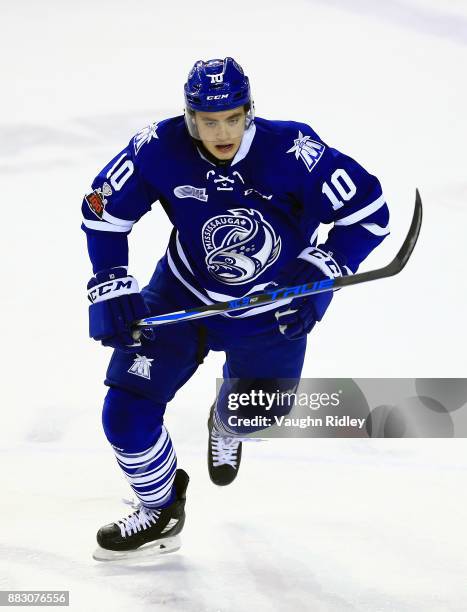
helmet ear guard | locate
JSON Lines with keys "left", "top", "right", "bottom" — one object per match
{"left": 184, "top": 108, "right": 200, "bottom": 140}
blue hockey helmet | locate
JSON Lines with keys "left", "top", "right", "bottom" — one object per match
{"left": 184, "top": 57, "right": 254, "bottom": 140}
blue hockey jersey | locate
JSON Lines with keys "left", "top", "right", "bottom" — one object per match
{"left": 82, "top": 116, "right": 389, "bottom": 332}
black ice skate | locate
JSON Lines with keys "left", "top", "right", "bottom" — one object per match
{"left": 208, "top": 402, "right": 242, "bottom": 486}
{"left": 93, "top": 469, "right": 189, "bottom": 562}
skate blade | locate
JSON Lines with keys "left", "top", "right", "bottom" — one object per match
{"left": 92, "top": 535, "right": 181, "bottom": 563}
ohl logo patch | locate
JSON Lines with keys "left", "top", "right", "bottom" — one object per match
{"left": 128, "top": 354, "right": 154, "bottom": 380}
{"left": 287, "top": 131, "right": 325, "bottom": 173}
{"left": 201, "top": 208, "right": 281, "bottom": 285}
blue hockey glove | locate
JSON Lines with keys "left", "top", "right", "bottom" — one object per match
{"left": 272, "top": 246, "right": 348, "bottom": 340}
{"left": 87, "top": 267, "right": 151, "bottom": 352}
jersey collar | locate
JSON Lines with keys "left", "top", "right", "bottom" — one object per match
{"left": 231, "top": 122, "right": 256, "bottom": 166}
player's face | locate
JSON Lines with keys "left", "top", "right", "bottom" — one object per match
{"left": 195, "top": 107, "right": 246, "bottom": 160}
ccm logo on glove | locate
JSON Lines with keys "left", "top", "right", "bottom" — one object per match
{"left": 88, "top": 276, "right": 139, "bottom": 304}
{"left": 297, "top": 247, "right": 343, "bottom": 279}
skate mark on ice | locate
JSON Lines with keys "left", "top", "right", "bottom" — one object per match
{"left": 223, "top": 522, "right": 358, "bottom": 611}
{"left": 0, "top": 543, "right": 198, "bottom": 611}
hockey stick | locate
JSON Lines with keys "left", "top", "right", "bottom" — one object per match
{"left": 134, "top": 189, "right": 422, "bottom": 330}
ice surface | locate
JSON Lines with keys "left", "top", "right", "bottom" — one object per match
{"left": 1, "top": 0, "right": 467, "bottom": 610}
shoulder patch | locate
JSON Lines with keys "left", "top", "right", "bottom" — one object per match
{"left": 286, "top": 130, "right": 325, "bottom": 172}
{"left": 133, "top": 122, "right": 159, "bottom": 155}
{"left": 85, "top": 182, "right": 112, "bottom": 218}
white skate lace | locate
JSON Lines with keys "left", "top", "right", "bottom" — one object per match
{"left": 211, "top": 432, "right": 255, "bottom": 468}
{"left": 117, "top": 499, "right": 161, "bottom": 538}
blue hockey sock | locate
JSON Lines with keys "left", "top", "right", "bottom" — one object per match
{"left": 102, "top": 387, "right": 177, "bottom": 508}
{"left": 112, "top": 425, "right": 177, "bottom": 508}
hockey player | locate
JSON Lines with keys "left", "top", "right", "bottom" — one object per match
{"left": 83, "top": 57, "right": 390, "bottom": 560}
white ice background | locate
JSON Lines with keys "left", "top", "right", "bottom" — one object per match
{"left": 1, "top": 0, "right": 467, "bottom": 610}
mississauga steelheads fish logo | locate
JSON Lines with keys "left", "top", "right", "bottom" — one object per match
{"left": 201, "top": 208, "right": 281, "bottom": 285}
